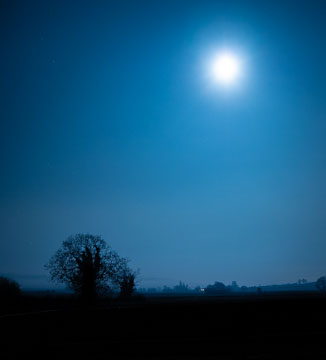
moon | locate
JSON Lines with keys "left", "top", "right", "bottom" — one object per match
{"left": 211, "top": 52, "right": 241, "bottom": 86}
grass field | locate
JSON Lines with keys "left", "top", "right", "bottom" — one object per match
{"left": 1, "top": 293, "right": 326, "bottom": 359}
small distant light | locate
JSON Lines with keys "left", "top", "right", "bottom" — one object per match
{"left": 200, "top": 288, "right": 205, "bottom": 292}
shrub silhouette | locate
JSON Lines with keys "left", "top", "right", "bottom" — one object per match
{"left": 118, "top": 272, "right": 136, "bottom": 299}
{"left": 316, "top": 276, "right": 326, "bottom": 292}
{"left": 0, "top": 276, "right": 21, "bottom": 306}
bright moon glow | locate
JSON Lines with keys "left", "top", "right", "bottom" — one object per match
{"left": 211, "top": 52, "right": 240, "bottom": 85}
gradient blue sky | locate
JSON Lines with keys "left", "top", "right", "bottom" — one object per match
{"left": 1, "top": 0, "right": 326, "bottom": 289}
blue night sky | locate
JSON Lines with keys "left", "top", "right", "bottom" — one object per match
{"left": 1, "top": 0, "right": 326, "bottom": 289}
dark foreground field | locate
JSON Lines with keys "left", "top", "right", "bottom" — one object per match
{"left": 1, "top": 293, "right": 326, "bottom": 359}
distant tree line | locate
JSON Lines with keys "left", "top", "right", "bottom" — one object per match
{"left": 137, "top": 277, "right": 326, "bottom": 295}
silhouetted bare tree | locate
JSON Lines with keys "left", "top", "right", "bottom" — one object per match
{"left": 45, "top": 233, "right": 135, "bottom": 303}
